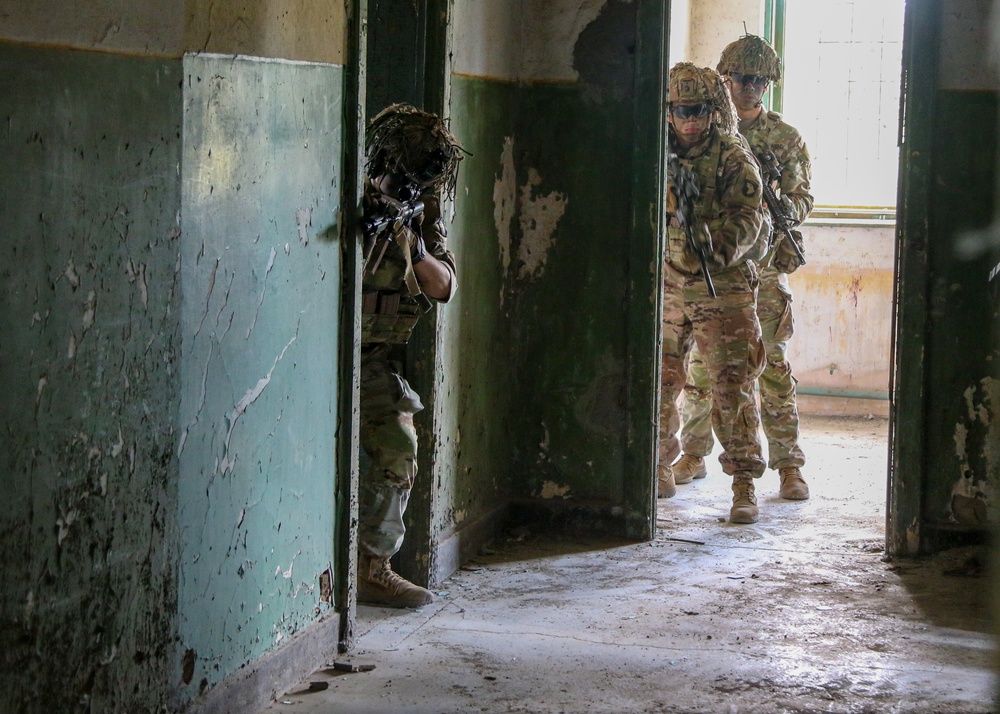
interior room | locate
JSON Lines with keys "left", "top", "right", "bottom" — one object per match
{"left": 0, "top": 1, "right": 997, "bottom": 713}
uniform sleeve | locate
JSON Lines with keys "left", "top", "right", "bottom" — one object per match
{"left": 773, "top": 124, "right": 814, "bottom": 226}
{"left": 418, "top": 189, "right": 458, "bottom": 302}
{"left": 706, "top": 141, "right": 765, "bottom": 269}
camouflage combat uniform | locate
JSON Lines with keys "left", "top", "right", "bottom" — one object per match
{"left": 661, "top": 123, "right": 767, "bottom": 483}
{"left": 681, "top": 110, "right": 813, "bottom": 471}
{"left": 359, "top": 184, "right": 456, "bottom": 561}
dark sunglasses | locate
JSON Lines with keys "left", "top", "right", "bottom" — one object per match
{"left": 671, "top": 103, "right": 711, "bottom": 120}
{"left": 729, "top": 72, "right": 768, "bottom": 88}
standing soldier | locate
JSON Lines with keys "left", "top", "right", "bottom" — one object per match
{"left": 672, "top": 35, "right": 813, "bottom": 502}
{"left": 659, "top": 63, "right": 767, "bottom": 524}
{"left": 358, "top": 104, "right": 464, "bottom": 607}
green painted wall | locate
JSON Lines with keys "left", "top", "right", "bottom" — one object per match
{"left": 500, "top": 83, "right": 633, "bottom": 505}
{"left": 440, "top": 76, "right": 521, "bottom": 549}
{"left": 176, "top": 53, "right": 344, "bottom": 700}
{"left": 442, "top": 0, "right": 651, "bottom": 541}
{"left": 0, "top": 43, "right": 347, "bottom": 712}
{"left": 922, "top": 90, "right": 1000, "bottom": 534}
{"left": 0, "top": 44, "right": 184, "bottom": 712}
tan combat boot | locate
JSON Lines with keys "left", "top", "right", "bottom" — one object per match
{"left": 358, "top": 555, "right": 434, "bottom": 608}
{"left": 779, "top": 467, "right": 810, "bottom": 500}
{"left": 672, "top": 454, "right": 708, "bottom": 484}
{"left": 730, "top": 474, "right": 759, "bottom": 524}
{"left": 657, "top": 463, "right": 676, "bottom": 498}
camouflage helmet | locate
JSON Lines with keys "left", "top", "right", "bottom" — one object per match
{"left": 365, "top": 103, "right": 465, "bottom": 197}
{"left": 669, "top": 62, "right": 714, "bottom": 105}
{"left": 668, "top": 63, "right": 738, "bottom": 136}
{"left": 717, "top": 34, "right": 782, "bottom": 83}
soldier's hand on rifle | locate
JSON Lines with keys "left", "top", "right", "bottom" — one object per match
{"left": 778, "top": 195, "right": 797, "bottom": 224}
{"left": 772, "top": 228, "right": 806, "bottom": 274}
{"left": 407, "top": 227, "right": 427, "bottom": 265}
{"left": 696, "top": 223, "right": 713, "bottom": 255}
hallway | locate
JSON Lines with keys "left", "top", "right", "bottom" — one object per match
{"left": 263, "top": 414, "right": 996, "bottom": 713}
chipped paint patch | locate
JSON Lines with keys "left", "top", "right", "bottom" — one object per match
{"left": 950, "top": 377, "right": 998, "bottom": 525}
{"left": 540, "top": 480, "right": 572, "bottom": 499}
{"left": 220, "top": 334, "right": 297, "bottom": 476}
{"left": 517, "top": 168, "right": 568, "bottom": 280}
{"left": 521, "top": 0, "right": 607, "bottom": 81}
{"left": 494, "top": 135, "right": 517, "bottom": 277}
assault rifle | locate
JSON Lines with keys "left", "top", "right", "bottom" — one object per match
{"left": 755, "top": 149, "right": 806, "bottom": 266}
{"left": 361, "top": 197, "right": 425, "bottom": 241}
{"left": 361, "top": 194, "right": 425, "bottom": 276}
{"left": 668, "top": 153, "right": 716, "bottom": 298}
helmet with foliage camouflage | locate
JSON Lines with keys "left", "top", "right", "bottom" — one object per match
{"left": 365, "top": 103, "right": 465, "bottom": 198}
{"left": 668, "top": 62, "right": 738, "bottom": 135}
{"left": 716, "top": 34, "right": 781, "bottom": 83}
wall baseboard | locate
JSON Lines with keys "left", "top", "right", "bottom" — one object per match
{"left": 183, "top": 612, "right": 341, "bottom": 714}
{"left": 431, "top": 502, "right": 509, "bottom": 586}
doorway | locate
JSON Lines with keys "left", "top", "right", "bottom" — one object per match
{"left": 663, "top": 0, "right": 902, "bottom": 541}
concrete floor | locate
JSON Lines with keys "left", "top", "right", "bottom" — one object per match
{"left": 261, "top": 414, "right": 997, "bottom": 713}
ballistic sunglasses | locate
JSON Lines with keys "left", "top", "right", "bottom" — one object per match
{"left": 671, "top": 103, "right": 711, "bottom": 120}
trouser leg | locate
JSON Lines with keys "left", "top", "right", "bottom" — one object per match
{"left": 680, "top": 347, "right": 715, "bottom": 458}
{"left": 690, "top": 266, "right": 766, "bottom": 478}
{"left": 660, "top": 287, "right": 694, "bottom": 471}
{"left": 756, "top": 272, "right": 805, "bottom": 470}
{"left": 359, "top": 349, "right": 423, "bottom": 560}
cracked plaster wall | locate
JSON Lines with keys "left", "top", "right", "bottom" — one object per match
{"left": 175, "top": 53, "right": 343, "bottom": 704}
{"left": 0, "top": 44, "right": 185, "bottom": 712}
{"left": 448, "top": 0, "right": 637, "bottom": 518}
{"left": 0, "top": 0, "right": 347, "bottom": 63}
{"left": 0, "top": 6, "right": 347, "bottom": 708}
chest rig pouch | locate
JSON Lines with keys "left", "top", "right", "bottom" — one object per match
{"left": 667, "top": 139, "right": 723, "bottom": 275}
{"left": 361, "top": 225, "right": 433, "bottom": 345}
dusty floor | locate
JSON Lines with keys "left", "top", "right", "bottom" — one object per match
{"left": 262, "top": 414, "right": 997, "bottom": 713}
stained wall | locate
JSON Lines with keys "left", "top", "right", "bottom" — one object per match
{"left": 0, "top": 1, "right": 349, "bottom": 711}
{"left": 449, "top": 0, "right": 644, "bottom": 527}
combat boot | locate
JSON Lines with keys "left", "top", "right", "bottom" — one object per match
{"left": 358, "top": 555, "right": 434, "bottom": 608}
{"left": 672, "top": 454, "right": 708, "bottom": 484}
{"left": 779, "top": 467, "right": 810, "bottom": 500}
{"left": 730, "top": 474, "right": 759, "bottom": 524}
{"left": 657, "top": 463, "right": 676, "bottom": 498}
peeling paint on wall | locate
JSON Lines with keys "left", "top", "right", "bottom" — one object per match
{"left": 521, "top": 0, "right": 608, "bottom": 81}
{"left": 540, "top": 481, "right": 572, "bottom": 499}
{"left": 950, "top": 377, "right": 999, "bottom": 525}
{"left": 494, "top": 136, "right": 517, "bottom": 279}
{"left": 517, "top": 168, "right": 568, "bottom": 281}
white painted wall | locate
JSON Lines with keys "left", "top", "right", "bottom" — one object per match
{"left": 940, "top": 0, "right": 1000, "bottom": 90}
{"left": 681, "top": 0, "right": 762, "bottom": 68}
{"left": 0, "top": 0, "right": 348, "bottom": 63}
{"left": 0, "top": 0, "right": 185, "bottom": 56}
{"left": 668, "top": 0, "right": 692, "bottom": 66}
{"left": 788, "top": 224, "right": 894, "bottom": 399}
{"left": 453, "top": 0, "right": 609, "bottom": 82}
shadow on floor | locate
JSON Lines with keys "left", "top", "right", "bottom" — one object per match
{"left": 262, "top": 414, "right": 997, "bottom": 714}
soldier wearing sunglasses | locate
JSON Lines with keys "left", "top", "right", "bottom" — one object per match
{"left": 659, "top": 63, "right": 768, "bottom": 525}
{"left": 673, "top": 35, "right": 814, "bottom": 505}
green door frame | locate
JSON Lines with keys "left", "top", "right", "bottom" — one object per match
{"left": 336, "top": 0, "right": 367, "bottom": 653}
{"left": 886, "top": 0, "right": 939, "bottom": 558}
{"left": 625, "top": 0, "right": 670, "bottom": 540}
{"left": 762, "top": 0, "right": 785, "bottom": 112}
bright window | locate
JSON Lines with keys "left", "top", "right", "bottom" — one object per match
{"left": 773, "top": 0, "right": 905, "bottom": 211}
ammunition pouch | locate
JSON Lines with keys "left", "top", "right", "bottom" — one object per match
{"left": 361, "top": 291, "right": 422, "bottom": 345}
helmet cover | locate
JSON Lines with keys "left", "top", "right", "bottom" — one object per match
{"left": 365, "top": 103, "right": 465, "bottom": 197}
